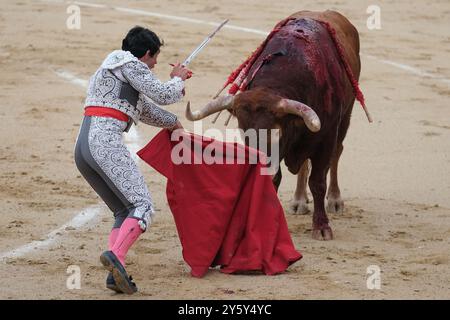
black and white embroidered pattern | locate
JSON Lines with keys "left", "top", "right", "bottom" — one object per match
{"left": 139, "top": 95, "right": 178, "bottom": 127}
{"left": 88, "top": 116, "right": 154, "bottom": 230}
{"left": 84, "top": 50, "right": 183, "bottom": 125}
{"left": 86, "top": 69, "right": 140, "bottom": 119}
{"left": 121, "top": 60, "right": 184, "bottom": 106}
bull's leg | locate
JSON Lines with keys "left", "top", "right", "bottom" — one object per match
{"left": 309, "top": 149, "right": 334, "bottom": 241}
{"left": 326, "top": 144, "right": 344, "bottom": 213}
{"left": 327, "top": 106, "right": 352, "bottom": 214}
{"left": 289, "top": 160, "right": 311, "bottom": 214}
{"left": 272, "top": 166, "right": 282, "bottom": 192}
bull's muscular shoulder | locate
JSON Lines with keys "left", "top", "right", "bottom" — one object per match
{"left": 284, "top": 10, "right": 360, "bottom": 76}
{"left": 287, "top": 10, "right": 359, "bottom": 52}
{"left": 287, "top": 10, "right": 354, "bottom": 31}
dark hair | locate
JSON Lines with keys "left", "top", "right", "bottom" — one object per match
{"left": 122, "top": 26, "right": 163, "bottom": 58}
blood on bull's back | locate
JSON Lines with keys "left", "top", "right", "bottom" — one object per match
{"left": 247, "top": 17, "right": 354, "bottom": 120}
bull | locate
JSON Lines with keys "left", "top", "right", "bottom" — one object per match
{"left": 185, "top": 10, "right": 367, "bottom": 240}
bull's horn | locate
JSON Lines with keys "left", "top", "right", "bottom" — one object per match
{"left": 185, "top": 95, "right": 235, "bottom": 121}
{"left": 276, "top": 99, "right": 321, "bottom": 132}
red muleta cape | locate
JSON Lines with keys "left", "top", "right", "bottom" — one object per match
{"left": 137, "top": 129, "right": 302, "bottom": 277}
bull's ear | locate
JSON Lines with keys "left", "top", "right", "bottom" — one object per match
{"left": 293, "top": 118, "right": 306, "bottom": 127}
{"left": 271, "top": 106, "right": 308, "bottom": 128}
{"left": 272, "top": 106, "right": 287, "bottom": 118}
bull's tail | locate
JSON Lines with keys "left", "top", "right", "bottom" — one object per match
{"left": 318, "top": 20, "right": 373, "bottom": 123}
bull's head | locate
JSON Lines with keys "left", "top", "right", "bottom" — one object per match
{"left": 185, "top": 89, "right": 321, "bottom": 181}
{"left": 185, "top": 88, "right": 321, "bottom": 134}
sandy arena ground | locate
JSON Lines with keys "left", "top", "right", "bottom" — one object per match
{"left": 0, "top": 0, "right": 449, "bottom": 299}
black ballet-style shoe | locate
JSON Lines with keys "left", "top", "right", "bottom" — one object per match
{"left": 100, "top": 251, "right": 138, "bottom": 295}
{"left": 106, "top": 272, "right": 122, "bottom": 293}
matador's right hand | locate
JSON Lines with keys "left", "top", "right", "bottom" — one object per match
{"left": 170, "top": 63, "right": 192, "bottom": 81}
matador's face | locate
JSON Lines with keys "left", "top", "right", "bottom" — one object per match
{"left": 140, "top": 50, "right": 160, "bottom": 69}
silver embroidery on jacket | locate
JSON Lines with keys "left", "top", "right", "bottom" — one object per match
{"left": 84, "top": 50, "right": 183, "bottom": 127}
{"left": 88, "top": 116, "right": 154, "bottom": 230}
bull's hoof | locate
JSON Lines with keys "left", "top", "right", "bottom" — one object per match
{"left": 312, "top": 226, "right": 334, "bottom": 241}
{"left": 289, "top": 199, "right": 310, "bottom": 215}
{"left": 327, "top": 197, "right": 344, "bottom": 214}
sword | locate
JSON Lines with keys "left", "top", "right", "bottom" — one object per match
{"left": 180, "top": 19, "right": 229, "bottom": 67}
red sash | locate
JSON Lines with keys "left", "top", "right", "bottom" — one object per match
{"left": 84, "top": 106, "right": 129, "bottom": 122}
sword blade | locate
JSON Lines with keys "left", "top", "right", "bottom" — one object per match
{"left": 182, "top": 19, "right": 229, "bottom": 67}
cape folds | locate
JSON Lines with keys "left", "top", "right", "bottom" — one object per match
{"left": 137, "top": 129, "right": 302, "bottom": 277}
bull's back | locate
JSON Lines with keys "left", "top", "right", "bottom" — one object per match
{"left": 285, "top": 10, "right": 361, "bottom": 77}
